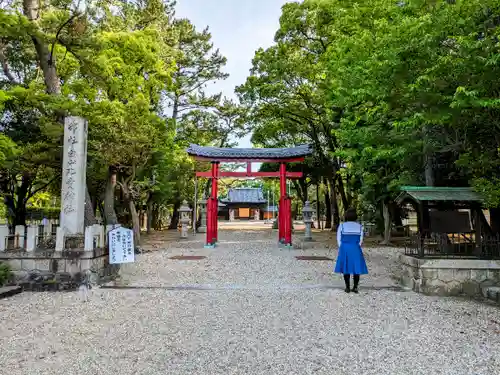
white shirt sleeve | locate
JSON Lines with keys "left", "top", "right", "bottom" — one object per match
{"left": 359, "top": 224, "right": 364, "bottom": 246}
{"left": 337, "top": 224, "right": 342, "bottom": 247}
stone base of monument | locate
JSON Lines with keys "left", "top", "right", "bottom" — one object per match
{"left": 0, "top": 248, "right": 119, "bottom": 291}
{"left": 0, "top": 223, "right": 118, "bottom": 291}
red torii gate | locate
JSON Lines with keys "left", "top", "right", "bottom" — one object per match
{"left": 186, "top": 144, "right": 312, "bottom": 247}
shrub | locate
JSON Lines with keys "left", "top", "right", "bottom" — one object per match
{"left": 0, "top": 262, "right": 12, "bottom": 286}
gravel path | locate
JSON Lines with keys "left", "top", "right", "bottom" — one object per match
{"left": 1, "top": 229, "right": 499, "bottom": 375}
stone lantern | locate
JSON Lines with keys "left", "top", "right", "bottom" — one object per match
{"left": 198, "top": 196, "right": 207, "bottom": 233}
{"left": 302, "top": 201, "right": 314, "bottom": 242}
{"left": 179, "top": 200, "right": 192, "bottom": 239}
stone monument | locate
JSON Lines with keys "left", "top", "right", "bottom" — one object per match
{"left": 0, "top": 115, "right": 118, "bottom": 288}
{"left": 302, "top": 201, "right": 314, "bottom": 242}
{"left": 229, "top": 208, "right": 235, "bottom": 222}
{"left": 56, "top": 116, "right": 88, "bottom": 250}
{"left": 198, "top": 197, "right": 207, "bottom": 233}
{"left": 179, "top": 200, "right": 192, "bottom": 239}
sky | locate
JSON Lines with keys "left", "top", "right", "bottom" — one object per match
{"left": 175, "top": 0, "right": 290, "bottom": 148}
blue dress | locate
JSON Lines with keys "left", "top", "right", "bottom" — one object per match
{"left": 334, "top": 223, "right": 368, "bottom": 275}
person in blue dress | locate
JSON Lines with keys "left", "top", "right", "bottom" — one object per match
{"left": 334, "top": 208, "right": 368, "bottom": 293}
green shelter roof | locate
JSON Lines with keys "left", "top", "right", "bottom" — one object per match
{"left": 396, "top": 186, "right": 483, "bottom": 204}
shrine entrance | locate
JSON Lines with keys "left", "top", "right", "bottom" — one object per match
{"left": 186, "top": 144, "right": 312, "bottom": 248}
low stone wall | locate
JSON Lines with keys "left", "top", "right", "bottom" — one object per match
{"left": 0, "top": 249, "right": 118, "bottom": 290}
{"left": 400, "top": 254, "right": 500, "bottom": 297}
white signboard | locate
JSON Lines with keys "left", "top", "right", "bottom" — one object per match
{"left": 108, "top": 227, "right": 135, "bottom": 264}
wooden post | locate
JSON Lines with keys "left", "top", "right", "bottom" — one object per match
{"left": 193, "top": 177, "right": 197, "bottom": 235}
{"left": 279, "top": 163, "right": 287, "bottom": 243}
{"left": 205, "top": 162, "right": 217, "bottom": 247}
{"left": 214, "top": 162, "right": 219, "bottom": 242}
{"left": 474, "top": 207, "right": 483, "bottom": 258}
{"left": 418, "top": 202, "right": 427, "bottom": 258}
{"left": 206, "top": 189, "right": 213, "bottom": 246}
{"left": 210, "top": 162, "right": 217, "bottom": 245}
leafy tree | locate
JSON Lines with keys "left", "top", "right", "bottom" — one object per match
{"left": 167, "top": 18, "right": 228, "bottom": 120}
{"left": 0, "top": 0, "right": 177, "bottom": 236}
{"left": 241, "top": 0, "right": 500, "bottom": 239}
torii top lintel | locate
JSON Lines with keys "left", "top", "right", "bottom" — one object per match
{"left": 186, "top": 144, "right": 312, "bottom": 163}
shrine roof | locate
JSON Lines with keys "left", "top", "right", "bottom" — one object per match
{"left": 186, "top": 144, "right": 312, "bottom": 162}
{"left": 396, "top": 186, "right": 483, "bottom": 204}
{"left": 221, "top": 188, "right": 267, "bottom": 204}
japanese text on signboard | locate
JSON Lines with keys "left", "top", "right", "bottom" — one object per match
{"left": 108, "top": 227, "right": 135, "bottom": 264}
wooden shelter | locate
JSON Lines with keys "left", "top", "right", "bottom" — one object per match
{"left": 396, "top": 186, "right": 499, "bottom": 259}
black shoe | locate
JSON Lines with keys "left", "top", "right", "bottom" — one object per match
{"left": 352, "top": 287, "right": 359, "bottom": 294}
{"left": 344, "top": 287, "right": 351, "bottom": 293}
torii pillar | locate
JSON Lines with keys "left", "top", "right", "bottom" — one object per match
{"left": 206, "top": 161, "right": 219, "bottom": 247}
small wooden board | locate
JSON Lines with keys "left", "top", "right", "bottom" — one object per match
{"left": 169, "top": 255, "right": 206, "bottom": 260}
{"left": 295, "top": 256, "right": 333, "bottom": 261}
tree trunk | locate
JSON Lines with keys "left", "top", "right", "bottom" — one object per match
{"left": 329, "top": 178, "right": 340, "bottom": 230}
{"left": 120, "top": 181, "right": 141, "bottom": 247}
{"left": 425, "top": 156, "right": 435, "bottom": 187}
{"left": 168, "top": 200, "right": 181, "bottom": 229}
{"left": 138, "top": 210, "right": 144, "bottom": 230}
{"left": 4, "top": 173, "right": 33, "bottom": 227}
{"left": 336, "top": 174, "right": 349, "bottom": 209}
{"left": 152, "top": 204, "right": 160, "bottom": 230}
{"left": 146, "top": 197, "right": 153, "bottom": 234}
{"left": 424, "top": 125, "right": 435, "bottom": 187}
{"left": 23, "top": 0, "right": 61, "bottom": 95}
{"left": 10, "top": 198, "right": 27, "bottom": 228}
{"left": 324, "top": 187, "right": 332, "bottom": 229}
{"left": 129, "top": 199, "right": 141, "bottom": 247}
{"left": 380, "top": 200, "right": 392, "bottom": 245}
{"left": 90, "top": 188, "right": 99, "bottom": 218}
{"left": 316, "top": 183, "right": 321, "bottom": 230}
{"left": 172, "top": 96, "right": 179, "bottom": 122}
{"left": 390, "top": 202, "right": 403, "bottom": 227}
{"left": 84, "top": 186, "right": 97, "bottom": 227}
{"left": 97, "top": 200, "right": 105, "bottom": 223}
{"left": 332, "top": 188, "right": 340, "bottom": 229}
{"left": 292, "top": 180, "right": 304, "bottom": 203}
{"left": 294, "top": 201, "right": 299, "bottom": 220}
{"left": 204, "top": 179, "right": 211, "bottom": 197}
{"left": 299, "top": 178, "right": 308, "bottom": 202}
{"left": 104, "top": 168, "right": 118, "bottom": 226}
{"left": 14, "top": 174, "right": 31, "bottom": 227}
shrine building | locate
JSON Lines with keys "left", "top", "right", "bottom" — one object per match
{"left": 219, "top": 188, "right": 267, "bottom": 221}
